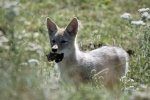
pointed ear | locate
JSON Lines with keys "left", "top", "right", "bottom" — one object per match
{"left": 46, "top": 18, "right": 57, "bottom": 35}
{"left": 65, "top": 17, "right": 78, "bottom": 36}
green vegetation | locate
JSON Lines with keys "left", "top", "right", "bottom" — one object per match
{"left": 0, "top": 0, "right": 150, "bottom": 100}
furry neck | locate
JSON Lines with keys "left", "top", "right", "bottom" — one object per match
{"left": 62, "top": 40, "right": 82, "bottom": 63}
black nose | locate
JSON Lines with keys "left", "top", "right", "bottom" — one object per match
{"left": 52, "top": 44, "right": 58, "bottom": 53}
{"left": 52, "top": 48, "right": 57, "bottom": 52}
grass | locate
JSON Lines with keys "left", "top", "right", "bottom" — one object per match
{"left": 0, "top": 0, "right": 150, "bottom": 100}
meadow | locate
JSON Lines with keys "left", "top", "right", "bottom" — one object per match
{"left": 0, "top": 0, "right": 150, "bottom": 100}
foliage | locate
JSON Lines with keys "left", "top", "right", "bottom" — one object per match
{"left": 0, "top": 0, "right": 150, "bottom": 100}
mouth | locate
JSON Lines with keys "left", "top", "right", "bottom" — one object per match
{"left": 46, "top": 52, "right": 64, "bottom": 63}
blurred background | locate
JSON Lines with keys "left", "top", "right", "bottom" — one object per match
{"left": 0, "top": 0, "right": 150, "bottom": 100}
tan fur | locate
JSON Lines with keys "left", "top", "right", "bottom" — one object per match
{"left": 46, "top": 17, "right": 129, "bottom": 87}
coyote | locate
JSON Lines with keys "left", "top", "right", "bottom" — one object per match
{"left": 46, "top": 17, "right": 129, "bottom": 87}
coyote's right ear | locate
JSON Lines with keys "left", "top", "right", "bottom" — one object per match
{"left": 65, "top": 17, "right": 78, "bottom": 36}
{"left": 47, "top": 18, "right": 57, "bottom": 35}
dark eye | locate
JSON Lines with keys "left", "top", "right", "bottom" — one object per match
{"left": 60, "top": 40, "right": 67, "bottom": 43}
{"left": 52, "top": 39, "right": 55, "bottom": 43}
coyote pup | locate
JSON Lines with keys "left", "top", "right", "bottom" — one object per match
{"left": 46, "top": 17, "right": 129, "bottom": 87}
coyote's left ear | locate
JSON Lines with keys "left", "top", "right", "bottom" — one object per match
{"left": 65, "top": 17, "right": 78, "bottom": 36}
{"left": 46, "top": 18, "right": 57, "bottom": 36}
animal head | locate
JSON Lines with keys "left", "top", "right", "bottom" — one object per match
{"left": 46, "top": 17, "right": 78, "bottom": 57}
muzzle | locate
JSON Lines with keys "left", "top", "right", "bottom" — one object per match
{"left": 52, "top": 44, "right": 58, "bottom": 52}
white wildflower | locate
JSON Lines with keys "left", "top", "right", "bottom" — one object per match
{"left": 28, "top": 59, "right": 39, "bottom": 66}
{"left": 141, "top": 12, "right": 149, "bottom": 18}
{"left": 140, "top": 84, "right": 147, "bottom": 89}
{"left": 33, "top": 32, "right": 40, "bottom": 38}
{"left": 131, "top": 20, "right": 146, "bottom": 26}
{"left": 27, "top": 42, "right": 42, "bottom": 51}
{"left": 27, "top": 42, "right": 43, "bottom": 55}
{"left": 20, "top": 62, "right": 28, "bottom": 66}
{"left": 147, "top": 15, "right": 150, "bottom": 20}
{"left": 24, "top": 20, "right": 31, "bottom": 25}
{"left": 0, "top": 34, "right": 9, "bottom": 50}
{"left": 0, "top": 36, "right": 9, "bottom": 43}
{"left": 124, "top": 86, "right": 136, "bottom": 93}
{"left": 120, "top": 12, "right": 132, "bottom": 20}
{"left": 130, "top": 91, "right": 150, "bottom": 100}
{"left": 138, "top": 8, "right": 150, "bottom": 13}
{"left": 129, "top": 78, "right": 134, "bottom": 82}
{"left": 3, "top": 1, "right": 19, "bottom": 9}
